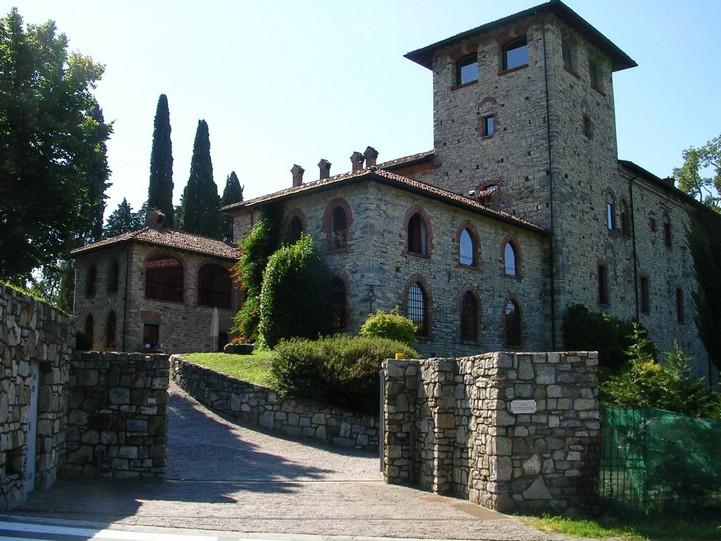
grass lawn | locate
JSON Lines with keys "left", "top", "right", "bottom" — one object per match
{"left": 183, "top": 350, "right": 275, "bottom": 388}
{"left": 523, "top": 514, "right": 721, "bottom": 541}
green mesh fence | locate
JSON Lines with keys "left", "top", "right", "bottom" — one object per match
{"left": 600, "top": 405, "right": 721, "bottom": 517}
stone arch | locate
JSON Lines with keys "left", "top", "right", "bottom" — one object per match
{"left": 403, "top": 205, "right": 433, "bottom": 258}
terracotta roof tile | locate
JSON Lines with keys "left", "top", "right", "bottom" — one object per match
{"left": 71, "top": 228, "right": 238, "bottom": 259}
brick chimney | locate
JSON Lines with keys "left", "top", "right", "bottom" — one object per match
{"left": 318, "top": 159, "right": 332, "bottom": 179}
{"left": 291, "top": 164, "right": 305, "bottom": 187}
{"left": 364, "top": 146, "right": 379, "bottom": 167}
{"left": 350, "top": 151, "right": 365, "bottom": 172}
{"left": 146, "top": 208, "right": 166, "bottom": 231}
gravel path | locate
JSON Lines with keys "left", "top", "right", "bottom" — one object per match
{"left": 10, "top": 384, "right": 581, "bottom": 540}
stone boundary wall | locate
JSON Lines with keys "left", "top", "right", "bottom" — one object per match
{"left": 61, "top": 352, "right": 169, "bottom": 479}
{"left": 0, "top": 284, "right": 74, "bottom": 511}
{"left": 171, "top": 355, "right": 378, "bottom": 452}
{"left": 383, "top": 352, "right": 599, "bottom": 514}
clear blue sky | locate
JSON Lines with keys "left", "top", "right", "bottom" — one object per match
{"left": 4, "top": 0, "right": 720, "bottom": 217}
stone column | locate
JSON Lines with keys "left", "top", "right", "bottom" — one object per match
{"left": 382, "top": 359, "right": 418, "bottom": 484}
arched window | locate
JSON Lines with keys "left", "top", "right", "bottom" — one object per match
{"left": 108, "top": 260, "right": 119, "bottom": 293}
{"left": 145, "top": 255, "right": 183, "bottom": 303}
{"left": 331, "top": 206, "right": 348, "bottom": 249}
{"left": 86, "top": 265, "right": 97, "bottom": 297}
{"left": 504, "top": 241, "right": 517, "bottom": 276}
{"left": 85, "top": 314, "right": 94, "bottom": 349}
{"left": 504, "top": 300, "right": 521, "bottom": 348}
{"left": 457, "top": 54, "right": 478, "bottom": 85}
{"left": 407, "top": 213, "right": 428, "bottom": 256}
{"left": 330, "top": 277, "right": 346, "bottom": 330}
{"left": 606, "top": 194, "right": 616, "bottom": 231}
{"left": 105, "top": 311, "right": 116, "bottom": 349}
{"left": 198, "top": 264, "right": 232, "bottom": 308}
{"left": 663, "top": 213, "right": 672, "bottom": 248}
{"left": 620, "top": 200, "right": 630, "bottom": 237}
{"left": 407, "top": 281, "right": 429, "bottom": 337}
{"left": 460, "top": 291, "right": 478, "bottom": 342}
{"left": 459, "top": 229, "right": 475, "bottom": 266}
{"left": 288, "top": 216, "right": 303, "bottom": 243}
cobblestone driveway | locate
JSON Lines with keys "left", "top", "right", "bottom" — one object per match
{"left": 10, "top": 384, "right": 578, "bottom": 540}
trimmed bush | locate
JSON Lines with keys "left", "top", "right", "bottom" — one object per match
{"left": 360, "top": 310, "right": 416, "bottom": 346}
{"left": 271, "top": 335, "right": 418, "bottom": 414}
{"left": 258, "top": 234, "right": 331, "bottom": 348}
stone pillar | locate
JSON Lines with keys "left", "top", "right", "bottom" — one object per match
{"left": 427, "top": 359, "right": 456, "bottom": 495}
{"left": 382, "top": 359, "right": 418, "bottom": 484}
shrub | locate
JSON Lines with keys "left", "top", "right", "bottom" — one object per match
{"left": 258, "top": 234, "right": 331, "bottom": 348}
{"left": 360, "top": 310, "right": 416, "bottom": 346}
{"left": 271, "top": 335, "right": 418, "bottom": 414}
{"left": 563, "top": 304, "right": 655, "bottom": 373}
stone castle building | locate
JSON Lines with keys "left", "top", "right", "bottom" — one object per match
{"left": 72, "top": 210, "right": 239, "bottom": 354}
{"left": 224, "top": 0, "right": 717, "bottom": 380}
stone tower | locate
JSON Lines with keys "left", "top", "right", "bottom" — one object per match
{"left": 405, "top": 0, "right": 637, "bottom": 345}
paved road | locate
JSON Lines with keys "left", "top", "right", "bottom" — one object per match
{"left": 6, "top": 384, "right": 576, "bottom": 540}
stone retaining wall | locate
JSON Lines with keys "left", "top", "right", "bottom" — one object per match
{"left": 383, "top": 352, "right": 599, "bottom": 514}
{"left": 0, "top": 284, "right": 74, "bottom": 511}
{"left": 61, "top": 352, "right": 169, "bottom": 479}
{"left": 171, "top": 355, "right": 378, "bottom": 452}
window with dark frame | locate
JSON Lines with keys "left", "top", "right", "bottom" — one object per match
{"left": 562, "top": 35, "right": 574, "bottom": 72}
{"left": 663, "top": 215, "right": 672, "bottom": 248}
{"left": 145, "top": 256, "right": 183, "bottom": 303}
{"left": 481, "top": 115, "right": 495, "bottom": 137}
{"left": 598, "top": 264, "right": 609, "bottom": 305}
{"left": 606, "top": 195, "right": 615, "bottom": 231}
{"left": 288, "top": 216, "right": 303, "bottom": 243}
{"left": 676, "top": 288, "right": 685, "bottom": 323}
{"left": 502, "top": 37, "right": 528, "bottom": 71}
{"left": 640, "top": 276, "right": 650, "bottom": 314}
{"left": 504, "top": 300, "right": 521, "bottom": 347}
{"left": 108, "top": 261, "right": 119, "bottom": 293}
{"left": 86, "top": 265, "right": 97, "bottom": 297}
{"left": 198, "top": 264, "right": 232, "bottom": 308}
{"left": 621, "top": 200, "right": 631, "bottom": 237}
{"left": 457, "top": 54, "right": 478, "bottom": 85}
{"left": 504, "top": 241, "right": 517, "bottom": 276}
{"left": 583, "top": 115, "right": 593, "bottom": 138}
{"left": 143, "top": 324, "right": 160, "bottom": 351}
{"left": 407, "top": 213, "right": 428, "bottom": 256}
{"left": 589, "top": 57, "right": 602, "bottom": 92}
{"left": 407, "top": 281, "right": 428, "bottom": 337}
{"left": 460, "top": 292, "right": 478, "bottom": 342}
{"left": 459, "top": 229, "right": 474, "bottom": 266}
{"left": 105, "top": 311, "right": 116, "bottom": 349}
{"left": 330, "top": 206, "right": 348, "bottom": 249}
{"left": 330, "top": 277, "right": 347, "bottom": 330}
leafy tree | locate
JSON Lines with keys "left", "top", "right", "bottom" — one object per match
{"left": 104, "top": 198, "right": 144, "bottom": 238}
{"left": 0, "top": 9, "right": 112, "bottom": 279}
{"left": 178, "top": 120, "right": 221, "bottom": 238}
{"left": 688, "top": 212, "right": 721, "bottom": 378}
{"left": 258, "top": 234, "right": 331, "bottom": 348}
{"left": 674, "top": 134, "right": 720, "bottom": 212}
{"left": 147, "top": 94, "right": 174, "bottom": 227}
{"left": 220, "top": 171, "right": 243, "bottom": 243}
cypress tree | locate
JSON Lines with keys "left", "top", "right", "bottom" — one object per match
{"left": 148, "top": 94, "right": 174, "bottom": 227}
{"left": 179, "top": 119, "right": 221, "bottom": 238}
{"left": 220, "top": 171, "right": 244, "bottom": 243}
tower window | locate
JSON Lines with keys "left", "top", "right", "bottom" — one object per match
{"left": 640, "top": 276, "right": 650, "bottom": 314}
{"left": 481, "top": 115, "right": 495, "bottom": 137}
{"left": 562, "top": 35, "right": 575, "bottom": 72}
{"left": 589, "top": 58, "right": 602, "bottom": 92}
{"left": 457, "top": 54, "right": 478, "bottom": 86}
{"left": 663, "top": 214, "right": 672, "bottom": 248}
{"left": 502, "top": 37, "right": 528, "bottom": 71}
{"left": 606, "top": 194, "right": 616, "bottom": 231}
{"left": 460, "top": 291, "right": 478, "bottom": 342}
{"left": 598, "top": 264, "right": 609, "bottom": 305}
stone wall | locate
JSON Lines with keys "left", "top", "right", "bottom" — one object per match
{"left": 61, "top": 352, "right": 169, "bottom": 479}
{"left": 0, "top": 284, "right": 75, "bottom": 511}
{"left": 171, "top": 355, "right": 378, "bottom": 452}
{"left": 383, "top": 352, "right": 599, "bottom": 514}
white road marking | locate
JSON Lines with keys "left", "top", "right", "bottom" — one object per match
{"left": 0, "top": 520, "right": 218, "bottom": 541}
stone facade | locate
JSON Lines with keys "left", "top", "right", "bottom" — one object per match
{"left": 383, "top": 352, "right": 599, "bottom": 514}
{"left": 73, "top": 231, "right": 238, "bottom": 355}
{"left": 61, "top": 352, "right": 169, "bottom": 479}
{"left": 0, "top": 284, "right": 74, "bottom": 511}
{"left": 171, "top": 355, "right": 378, "bottom": 451}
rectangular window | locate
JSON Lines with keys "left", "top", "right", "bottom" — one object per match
{"left": 143, "top": 324, "right": 160, "bottom": 352}
{"left": 562, "top": 36, "right": 574, "bottom": 72}
{"left": 589, "top": 58, "right": 602, "bottom": 92}
{"left": 457, "top": 55, "right": 478, "bottom": 86}
{"left": 583, "top": 115, "right": 593, "bottom": 138}
{"left": 503, "top": 37, "right": 528, "bottom": 71}
{"left": 598, "top": 264, "right": 609, "bottom": 305}
{"left": 640, "top": 276, "right": 650, "bottom": 314}
{"left": 664, "top": 221, "right": 672, "bottom": 247}
{"left": 676, "top": 288, "right": 685, "bottom": 323}
{"left": 481, "top": 115, "right": 494, "bottom": 137}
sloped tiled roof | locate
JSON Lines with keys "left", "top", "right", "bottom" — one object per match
{"left": 71, "top": 227, "right": 239, "bottom": 259}
{"left": 224, "top": 166, "right": 548, "bottom": 235}
{"left": 377, "top": 150, "right": 435, "bottom": 170}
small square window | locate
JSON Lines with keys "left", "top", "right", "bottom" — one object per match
{"left": 502, "top": 37, "right": 528, "bottom": 71}
{"left": 481, "top": 115, "right": 494, "bottom": 137}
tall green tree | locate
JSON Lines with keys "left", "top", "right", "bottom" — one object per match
{"left": 674, "top": 134, "right": 721, "bottom": 212}
{"left": 147, "top": 94, "right": 174, "bottom": 226}
{"left": 0, "top": 8, "right": 112, "bottom": 279}
{"left": 220, "top": 171, "right": 243, "bottom": 243}
{"left": 178, "top": 120, "right": 221, "bottom": 238}
{"left": 104, "top": 198, "right": 144, "bottom": 238}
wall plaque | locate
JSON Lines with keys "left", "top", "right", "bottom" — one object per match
{"left": 510, "top": 400, "right": 537, "bottom": 414}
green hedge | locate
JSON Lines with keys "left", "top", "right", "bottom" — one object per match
{"left": 360, "top": 310, "right": 416, "bottom": 346}
{"left": 271, "top": 335, "right": 418, "bottom": 414}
